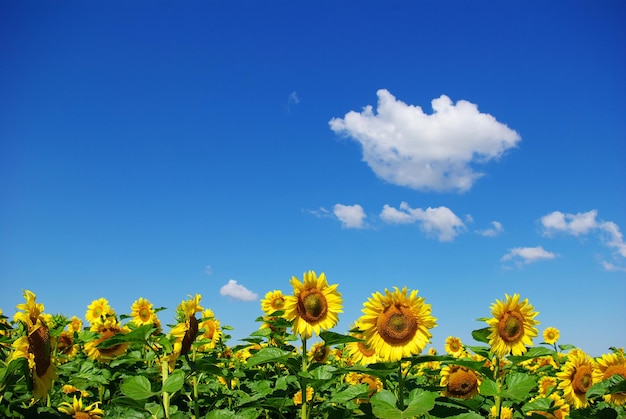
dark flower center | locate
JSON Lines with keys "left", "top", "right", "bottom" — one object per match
{"left": 297, "top": 289, "right": 328, "bottom": 323}
{"left": 498, "top": 310, "right": 524, "bottom": 343}
{"left": 377, "top": 304, "right": 418, "bottom": 345}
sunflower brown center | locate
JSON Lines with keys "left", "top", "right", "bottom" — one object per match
{"left": 377, "top": 304, "right": 418, "bottom": 345}
{"left": 572, "top": 365, "right": 593, "bottom": 395}
{"left": 75, "top": 412, "right": 91, "bottom": 419}
{"left": 498, "top": 310, "right": 524, "bottom": 343}
{"left": 358, "top": 341, "right": 376, "bottom": 357}
{"left": 447, "top": 367, "right": 478, "bottom": 398}
{"left": 28, "top": 324, "right": 51, "bottom": 377}
{"left": 297, "top": 289, "right": 328, "bottom": 323}
{"left": 272, "top": 297, "right": 285, "bottom": 310}
{"left": 139, "top": 308, "right": 151, "bottom": 322}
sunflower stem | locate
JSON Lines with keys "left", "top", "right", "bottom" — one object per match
{"left": 493, "top": 355, "right": 502, "bottom": 419}
{"left": 300, "top": 336, "right": 308, "bottom": 419}
{"left": 397, "top": 361, "right": 405, "bottom": 410}
{"left": 161, "top": 359, "right": 171, "bottom": 419}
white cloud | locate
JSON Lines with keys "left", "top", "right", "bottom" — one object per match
{"left": 333, "top": 204, "right": 366, "bottom": 229}
{"left": 476, "top": 221, "right": 504, "bottom": 237}
{"left": 288, "top": 91, "right": 300, "bottom": 104}
{"left": 219, "top": 279, "right": 258, "bottom": 302}
{"left": 380, "top": 202, "right": 465, "bottom": 241}
{"left": 204, "top": 265, "right": 212, "bottom": 275}
{"left": 501, "top": 246, "right": 557, "bottom": 267}
{"left": 540, "top": 209, "right": 626, "bottom": 262}
{"left": 602, "top": 261, "right": 626, "bottom": 272}
{"left": 329, "top": 89, "right": 521, "bottom": 192}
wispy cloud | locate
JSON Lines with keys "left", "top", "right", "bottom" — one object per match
{"left": 501, "top": 246, "right": 557, "bottom": 268}
{"left": 540, "top": 210, "right": 626, "bottom": 269}
{"left": 380, "top": 202, "right": 465, "bottom": 241}
{"left": 288, "top": 91, "right": 300, "bottom": 105}
{"left": 329, "top": 89, "right": 520, "bottom": 192}
{"left": 333, "top": 204, "right": 366, "bottom": 229}
{"left": 476, "top": 221, "right": 504, "bottom": 237}
{"left": 204, "top": 265, "right": 212, "bottom": 275}
{"left": 219, "top": 279, "right": 258, "bottom": 301}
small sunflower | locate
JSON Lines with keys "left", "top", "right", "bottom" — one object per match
{"left": 485, "top": 293, "right": 539, "bottom": 358}
{"left": 198, "top": 309, "right": 222, "bottom": 351}
{"left": 358, "top": 286, "right": 437, "bottom": 362}
{"left": 345, "top": 323, "right": 378, "bottom": 365}
{"left": 68, "top": 316, "right": 83, "bottom": 333}
{"left": 62, "top": 384, "right": 89, "bottom": 398}
{"left": 56, "top": 330, "right": 79, "bottom": 362}
{"left": 543, "top": 327, "right": 560, "bottom": 345}
{"left": 445, "top": 336, "right": 465, "bottom": 357}
{"left": 283, "top": 271, "right": 342, "bottom": 339}
{"left": 538, "top": 376, "right": 558, "bottom": 396}
{"left": 84, "top": 318, "right": 129, "bottom": 362}
{"left": 58, "top": 395, "right": 104, "bottom": 419}
{"left": 261, "top": 290, "right": 287, "bottom": 315}
{"left": 308, "top": 342, "right": 331, "bottom": 363}
{"left": 557, "top": 349, "right": 596, "bottom": 409}
{"left": 85, "top": 298, "right": 114, "bottom": 325}
{"left": 130, "top": 297, "right": 156, "bottom": 326}
{"left": 293, "top": 387, "right": 314, "bottom": 406}
{"left": 440, "top": 365, "right": 481, "bottom": 399}
{"left": 488, "top": 405, "right": 513, "bottom": 419}
{"left": 593, "top": 351, "right": 626, "bottom": 406}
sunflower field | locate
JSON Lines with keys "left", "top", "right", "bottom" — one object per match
{"left": 0, "top": 271, "right": 624, "bottom": 419}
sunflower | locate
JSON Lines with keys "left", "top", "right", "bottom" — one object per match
{"left": 538, "top": 376, "right": 558, "bottom": 396}
{"left": 85, "top": 298, "right": 114, "bottom": 325}
{"left": 68, "top": 316, "right": 83, "bottom": 333}
{"left": 56, "top": 330, "right": 79, "bottom": 362}
{"left": 488, "top": 405, "right": 513, "bottom": 419}
{"left": 345, "top": 322, "right": 378, "bottom": 365}
{"left": 440, "top": 365, "right": 482, "bottom": 399}
{"left": 526, "top": 393, "right": 570, "bottom": 419}
{"left": 62, "top": 384, "right": 90, "bottom": 398}
{"left": 308, "top": 342, "right": 331, "bottom": 363}
{"left": 283, "top": 271, "right": 342, "bottom": 339}
{"left": 293, "top": 387, "right": 314, "bottom": 406}
{"left": 58, "top": 395, "right": 104, "bottom": 419}
{"left": 345, "top": 372, "right": 383, "bottom": 398}
{"left": 84, "top": 318, "right": 129, "bottom": 362}
{"left": 485, "top": 293, "right": 539, "bottom": 358}
{"left": 130, "top": 297, "right": 156, "bottom": 326}
{"left": 445, "top": 336, "right": 465, "bottom": 357}
{"left": 543, "top": 327, "right": 560, "bottom": 345}
{"left": 557, "top": 349, "right": 596, "bottom": 409}
{"left": 593, "top": 351, "right": 626, "bottom": 406}
{"left": 358, "top": 286, "right": 436, "bottom": 362}
{"left": 170, "top": 294, "right": 204, "bottom": 359}
{"left": 14, "top": 290, "right": 52, "bottom": 328}
{"left": 261, "top": 290, "right": 287, "bottom": 315}
{"left": 198, "top": 309, "right": 222, "bottom": 351}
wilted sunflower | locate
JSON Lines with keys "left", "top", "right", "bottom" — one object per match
{"left": 198, "top": 309, "right": 222, "bottom": 351}
{"left": 543, "top": 327, "right": 560, "bottom": 345}
{"left": 345, "top": 322, "right": 378, "bottom": 365}
{"left": 283, "top": 271, "right": 342, "bottom": 339}
{"left": 358, "top": 286, "right": 437, "bottom": 362}
{"left": 261, "top": 290, "right": 286, "bottom": 315}
{"left": 440, "top": 365, "right": 481, "bottom": 399}
{"left": 58, "top": 396, "right": 104, "bottom": 419}
{"left": 557, "top": 349, "right": 596, "bottom": 409}
{"left": 485, "top": 293, "right": 539, "bottom": 358}
{"left": 85, "top": 298, "right": 114, "bottom": 325}
{"left": 84, "top": 318, "right": 130, "bottom": 362}
{"left": 130, "top": 297, "right": 156, "bottom": 326}
{"left": 593, "top": 351, "right": 626, "bottom": 406}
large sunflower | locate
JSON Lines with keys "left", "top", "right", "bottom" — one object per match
{"left": 485, "top": 293, "right": 539, "bottom": 358}
{"left": 58, "top": 396, "right": 104, "bottom": 419}
{"left": 283, "top": 271, "right": 342, "bottom": 339}
{"left": 358, "top": 286, "right": 436, "bottom": 362}
{"left": 557, "top": 349, "right": 596, "bottom": 409}
{"left": 593, "top": 351, "right": 626, "bottom": 406}
{"left": 440, "top": 365, "right": 482, "bottom": 399}
{"left": 261, "top": 290, "right": 286, "bottom": 315}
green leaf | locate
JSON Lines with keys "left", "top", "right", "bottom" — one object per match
{"left": 320, "top": 330, "right": 363, "bottom": 346}
{"left": 205, "top": 409, "right": 237, "bottom": 419}
{"left": 445, "top": 413, "right": 484, "bottom": 419}
{"left": 310, "top": 364, "right": 336, "bottom": 380}
{"left": 479, "top": 378, "right": 500, "bottom": 397}
{"left": 245, "top": 347, "right": 289, "bottom": 367}
{"left": 521, "top": 397, "right": 553, "bottom": 414}
{"left": 471, "top": 327, "right": 490, "bottom": 344}
{"left": 162, "top": 369, "right": 185, "bottom": 394}
{"left": 329, "top": 384, "right": 369, "bottom": 403}
{"left": 120, "top": 375, "right": 155, "bottom": 400}
{"left": 502, "top": 372, "right": 537, "bottom": 401}
{"left": 403, "top": 389, "right": 437, "bottom": 416}
{"left": 97, "top": 324, "right": 156, "bottom": 348}
{"left": 371, "top": 390, "right": 403, "bottom": 419}
{"left": 508, "top": 346, "right": 555, "bottom": 363}
{"left": 587, "top": 373, "right": 626, "bottom": 398}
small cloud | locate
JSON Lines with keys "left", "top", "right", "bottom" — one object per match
{"left": 288, "top": 91, "right": 300, "bottom": 105}
{"left": 476, "top": 221, "right": 504, "bottom": 237}
{"left": 333, "top": 203, "right": 366, "bottom": 229}
{"left": 204, "top": 265, "right": 213, "bottom": 275}
{"left": 380, "top": 202, "right": 465, "bottom": 241}
{"left": 305, "top": 207, "right": 332, "bottom": 218}
{"left": 329, "top": 89, "right": 520, "bottom": 192}
{"left": 501, "top": 246, "right": 557, "bottom": 267}
{"left": 601, "top": 261, "right": 626, "bottom": 272}
{"left": 219, "top": 279, "right": 258, "bottom": 302}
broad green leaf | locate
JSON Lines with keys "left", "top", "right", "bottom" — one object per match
{"left": 162, "top": 369, "right": 185, "bottom": 393}
{"left": 479, "top": 378, "right": 500, "bottom": 397}
{"left": 371, "top": 390, "right": 402, "bottom": 419}
{"left": 120, "top": 375, "right": 155, "bottom": 400}
{"left": 205, "top": 409, "right": 237, "bottom": 419}
{"left": 97, "top": 324, "right": 156, "bottom": 349}
{"left": 587, "top": 374, "right": 626, "bottom": 398}
{"left": 320, "top": 330, "right": 363, "bottom": 346}
{"left": 329, "top": 384, "right": 369, "bottom": 403}
{"left": 403, "top": 389, "right": 437, "bottom": 416}
{"left": 508, "top": 346, "right": 554, "bottom": 363}
{"left": 245, "top": 347, "right": 289, "bottom": 367}
{"left": 471, "top": 327, "right": 490, "bottom": 344}
{"left": 521, "top": 397, "right": 552, "bottom": 414}
{"left": 502, "top": 372, "right": 536, "bottom": 401}
{"left": 310, "top": 364, "right": 336, "bottom": 380}
{"left": 445, "top": 413, "right": 484, "bottom": 419}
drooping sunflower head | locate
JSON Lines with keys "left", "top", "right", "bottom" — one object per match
{"left": 131, "top": 297, "right": 156, "bottom": 326}
{"left": 440, "top": 365, "right": 482, "bottom": 399}
{"left": 543, "top": 327, "right": 560, "bottom": 345}
{"left": 85, "top": 298, "right": 115, "bottom": 325}
{"left": 557, "top": 349, "right": 596, "bottom": 409}
{"left": 28, "top": 322, "right": 58, "bottom": 401}
{"left": 485, "top": 293, "right": 539, "bottom": 358}
{"left": 58, "top": 396, "right": 104, "bottom": 419}
{"left": 358, "top": 286, "right": 437, "bottom": 362}
{"left": 261, "top": 290, "right": 287, "bottom": 315}
{"left": 593, "top": 351, "right": 626, "bottom": 406}
{"left": 283, "top": 271, "right": 343, "bottom": 339}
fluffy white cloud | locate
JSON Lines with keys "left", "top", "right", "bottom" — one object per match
{"left": 501, "top": 246, "right": 557, "bottom": 266}
{"left": 333, "top": 203, "right": 366, "bottom": 229}
{"left": 329, "top": 89, "right": 521, "bottom": 192}
{"left": 540, "top": 210, "right": 626, "bottom": 265}
{"left": 476, "top": 221, "right": 504, "bottom": 237}
{"left": 380, "top": 202, "right": 465, "bottom": 241}
{"left": 219, "top": 279, "right": 258, "bottom": 301}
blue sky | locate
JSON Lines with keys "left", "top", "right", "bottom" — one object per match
{"left": 1, "top": 1, "right": 624, "bottom": 357}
